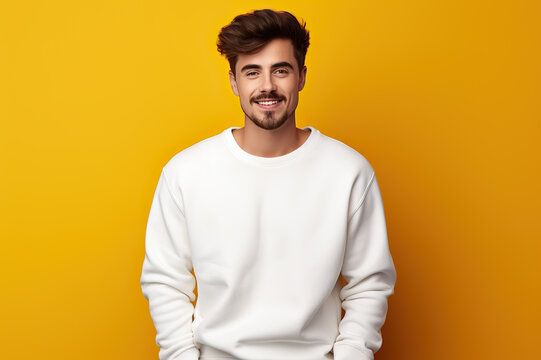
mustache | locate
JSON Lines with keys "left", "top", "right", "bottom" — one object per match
{"left": 252, "top": 94, "right": 284, "bottom": 102}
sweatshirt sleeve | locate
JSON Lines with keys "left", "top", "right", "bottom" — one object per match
{"left": 140, "top": 167, "right": 199, "bottom": 360}
{"left": 333, "top": 171, "right": 397, "bottom": 360}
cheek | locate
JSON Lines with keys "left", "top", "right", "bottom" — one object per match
{"left": 286, "top": 90, "right": 299, "bottom": 102}
{"left": 282, "top": 83, "right": 298, "bottom": 98}
{"left": 239, "top": 88, "right": 253, "bottom": 101}
{"left": 242, "top": 93, "right": 252, "bottom": 104}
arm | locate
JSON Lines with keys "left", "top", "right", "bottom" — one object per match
{"left": 333, "top": 171, "right": 397, "bottom": 360}
{"left": 140, "top": 168, "right": 199, "bottom": 360}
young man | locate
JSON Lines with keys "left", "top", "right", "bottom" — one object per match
{"left": 140, "top": 9, "right": 397, "bottom": 360}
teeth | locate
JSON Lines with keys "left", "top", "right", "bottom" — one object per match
{"left": 258, "top": 100, "right": 279, "bottom": 105}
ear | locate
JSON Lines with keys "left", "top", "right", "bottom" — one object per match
{"left": 229, "top": 70, "right": 239, "bottom": 96}
{"left": 298, "top": 65, "right": 307, "bottom": 91}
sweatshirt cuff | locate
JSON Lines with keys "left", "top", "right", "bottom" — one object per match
{"left": 333, "top": 344, "right": 374, "bottom": 360}
{"left": 172, "top": 347, "right": 200, "bottom": 360}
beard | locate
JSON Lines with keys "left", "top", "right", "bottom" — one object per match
{"left": 241, "top": 99, "right": 294, "bottom": 131}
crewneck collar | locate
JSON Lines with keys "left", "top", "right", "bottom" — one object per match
{"left": 223, "top": 126, "right": 320, "bottom": 167}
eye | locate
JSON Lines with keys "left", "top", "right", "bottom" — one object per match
{"left": 276, "top": 69, "right": 289, "bottom": 74}
{"left": 246, "top": 71, "right": 258, "bottom": 77}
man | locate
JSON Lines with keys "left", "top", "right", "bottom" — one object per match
{"left": 140, "top": 8, "right": 397, "bottom": 360}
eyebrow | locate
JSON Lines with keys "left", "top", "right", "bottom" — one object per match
{"left": 240, "top": 61, "right": 295, "bottom": 74}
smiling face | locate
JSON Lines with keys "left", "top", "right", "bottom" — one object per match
{"left": 229, "top": 38, "right": 307, "bottom": 130}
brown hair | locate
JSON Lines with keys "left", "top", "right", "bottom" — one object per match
{"left": 216, "top": 9, "right": 310, "bottom": 77}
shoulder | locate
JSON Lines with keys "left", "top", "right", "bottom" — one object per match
{"left": 316, "top": 131, "right": 378, "bottom": 216}
{"left": 317, "top": 131, "right": 375, "bottom": 176}
{"left": 161, "top": 130, "right": 224, "bottom": 182}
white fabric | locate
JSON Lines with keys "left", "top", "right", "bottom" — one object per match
{"left": 140, "top": 126, "right": 397, "bottom": 360}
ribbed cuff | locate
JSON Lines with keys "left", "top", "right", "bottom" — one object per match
{"left": 333, "top": 344, "right": 374, "bottom": 360}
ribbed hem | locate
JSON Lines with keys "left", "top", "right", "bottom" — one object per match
{"left": 333, "top": 344, "right": 374, "bottom": 360}
{"left": 199, "top": 344, "right": 235, "bottom": 359}
{"left": 171, "top": 347, "right": 200, "bottom": 360}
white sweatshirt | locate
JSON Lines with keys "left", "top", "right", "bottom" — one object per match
{"left": 140, "top": 126, "right": 397, "bottom": 360}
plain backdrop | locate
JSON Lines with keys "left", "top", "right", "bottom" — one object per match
{"left": 1, "top": 1, "right": 539, "bottom": 359}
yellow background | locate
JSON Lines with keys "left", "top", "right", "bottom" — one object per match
{"left": 1, "top": 1, "right": 539, "bottom": 359}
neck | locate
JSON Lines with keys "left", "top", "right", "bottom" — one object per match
{"left": 232, "top": 121, "right": 311, "bottom": 158}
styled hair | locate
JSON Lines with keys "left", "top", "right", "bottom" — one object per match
{"left": 216, "top": 9, "right": 310, "bottom": 77}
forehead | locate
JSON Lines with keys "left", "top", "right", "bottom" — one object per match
{"left": 236, "top": 38, "right": 297, "bottom": 72}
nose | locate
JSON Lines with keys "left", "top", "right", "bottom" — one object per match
{"left": 260, "top": 71, "right": 277, "bottom": 93}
